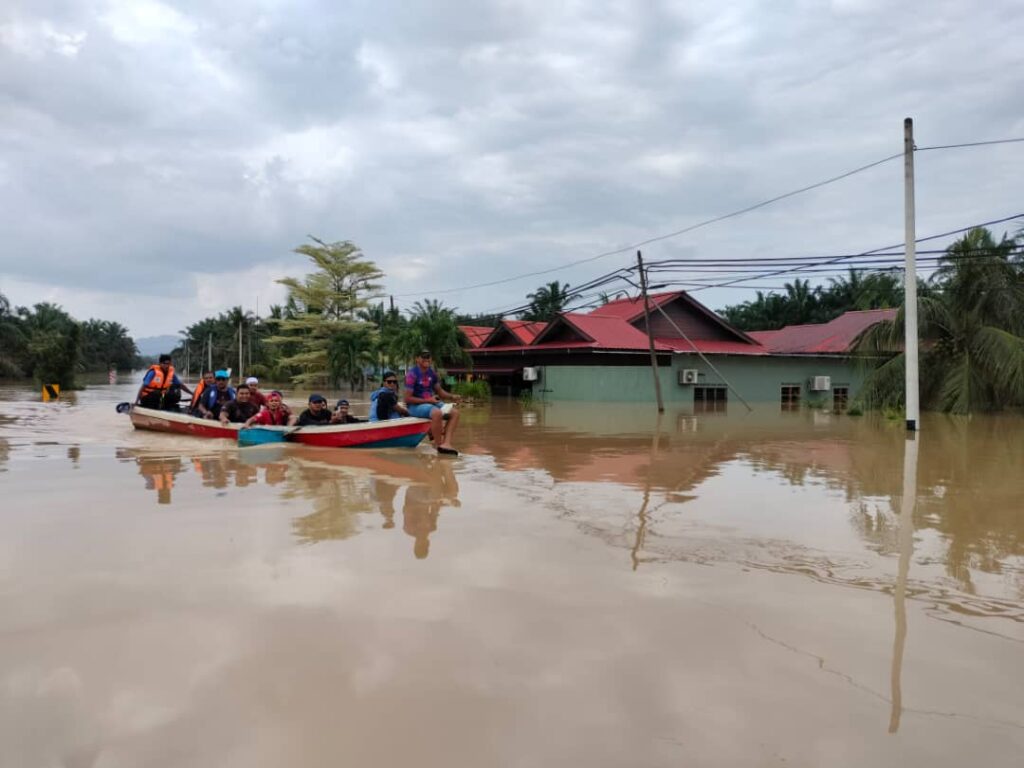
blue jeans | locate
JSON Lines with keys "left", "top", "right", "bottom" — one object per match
{"left": 408, "top": 402, "right": 441, "bottom": 419}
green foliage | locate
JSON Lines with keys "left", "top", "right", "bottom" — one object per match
{"left": 78, "top": 319, "right": 138, "bottom": 372}
{"left": 268, "top": 238, "right": 384, "bottom": 388}
{"left": 452, "top": 379, "right": 491, "bottom": 400}
{"left": 854, "top": 227, "right": 1024, "bottom": 414}
{"left": 388, "top": 299, "right": 469, "bottom": 369}
{"left": 720, "top": 271, "right": 904, "bottom": 331}
{"left": 522, "top": 280, "right": 572, "bottom": 322}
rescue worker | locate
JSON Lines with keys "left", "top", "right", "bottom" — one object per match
{"left": 189, "top": 370, "right": 216, "bottom": 415}
{"left": 135, "top": 354, "right": 192, "bottom": 411}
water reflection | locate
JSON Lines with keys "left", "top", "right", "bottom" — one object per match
{"left": 0, "top": 437, "right": 8, "bottom": 471}
{"left": 116, "top": 446, "right": 463, "bottom": 557}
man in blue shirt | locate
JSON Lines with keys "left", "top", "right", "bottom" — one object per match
{"left": 404, "top": 350, "right": 461, "bottom": 455}
{"left": 196, "top": 370, "right": 236, "bottom": 420}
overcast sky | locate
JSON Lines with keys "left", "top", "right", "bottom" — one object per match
{"left": 1, "top": 0, "right": 1022, "bottom": 339}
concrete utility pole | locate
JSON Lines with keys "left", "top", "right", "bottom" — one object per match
{"left": 903, "top": 117, "right": 920, "bottom": 432}
{"left": 637, "top": 250, "right": 664, "bottom": 413}
{"left": 238, "top": 321, "right": 244, "bottom": 380}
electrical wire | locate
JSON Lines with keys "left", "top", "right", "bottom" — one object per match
{"left": 390, "top": 151, "right": 905, "bottom": 298}
{"left": 916, "top": 137, "right": 1024, "bottom": 151}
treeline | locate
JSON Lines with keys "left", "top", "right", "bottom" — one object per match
{"left": 855, "top": 227, "right": 1024, "bottom": 413}
{"left": 719, "top": 271, "right": 904, "bottom": 331}
{"left": 174, "top": 240, "right": 470, "bottom": 389}
{"left": 0, "top": 296, "right": 142, "bottom": 387}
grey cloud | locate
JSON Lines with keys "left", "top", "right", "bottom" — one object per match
{"left": 1, "top": 0, "right": 1022, "bottom": 334}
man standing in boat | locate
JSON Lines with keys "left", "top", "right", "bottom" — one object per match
{"left": 135, "top": 354, "right": 193, "bottom": 411}
{"left": 404, "top": 350, "right": 460, "bottom": 455}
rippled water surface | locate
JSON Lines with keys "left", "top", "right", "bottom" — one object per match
{"left": 1, "top": 382, "right": 1022, "bottom": 767}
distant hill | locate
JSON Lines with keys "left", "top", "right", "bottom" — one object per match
{"left": 135, "top": 335, "right": 180, "bottom": 357}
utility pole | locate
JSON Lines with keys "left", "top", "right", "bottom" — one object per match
{"left": 903, "top": 117, "right": 920, "bottom": 432}
{"left": 238, "top": 320, "right": 244, "bottom": 380}
{"left": 208, "top": 333, "right": 212, "bottom": 373}
{"left": 637, "top": 250, "right": 664, "bottom": 413}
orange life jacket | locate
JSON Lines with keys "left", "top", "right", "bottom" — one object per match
{"left": 140, "top": 364, "right": 176, "bottom": 398}
{"left": 189, "top": 378, "right": 208, "bottom": 409}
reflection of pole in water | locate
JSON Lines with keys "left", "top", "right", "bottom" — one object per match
{"left": 889, "top": 434, "right": 918, "bottom": 733}
{"left": 631, "top": 414, "right": 662, "bottom": 571}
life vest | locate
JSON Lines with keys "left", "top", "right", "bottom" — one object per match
{"left": 189, "top": 379, "right": 208, "bottom": 409}
{"left": 140, "top": 365, "right": 176, "bottom": 398}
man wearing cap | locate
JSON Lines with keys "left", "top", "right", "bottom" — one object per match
{"left": 333, "top": 399, "right": 363, "bottom": 424}
{"left": 245, "top": 377, "right": 268, "bottom": 409}
{"left": 136, "top": 354, "right": 193, "bottom": 411}
{"left": 404, "top": 349, "right": 461, "bottom": 455}
{"left": 196, "top": 370, "right": 236, "bottom": 420}
{"left": 296, "top": 393, "right": 333, "bottom": 426}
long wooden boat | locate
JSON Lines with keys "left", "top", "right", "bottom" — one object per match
{"left": 287, "top": 418, "right": 430, "bottom": 449}
{"left": 130, "top": 406, "right": 241, "bottom": 439}
{"left": 129, "top": 406, "right": 430, "bottom": 449}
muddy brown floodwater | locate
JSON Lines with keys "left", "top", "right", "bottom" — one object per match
{"left": 1, "top": 383, "right": 1022, "bottom": 767}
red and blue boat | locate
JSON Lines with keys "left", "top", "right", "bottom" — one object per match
{"left": 128, "top": 406, "right": 430, "bottom": 449}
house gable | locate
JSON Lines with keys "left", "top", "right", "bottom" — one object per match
{"left": 625, "top": 293, "right": 756, "bottom": 345}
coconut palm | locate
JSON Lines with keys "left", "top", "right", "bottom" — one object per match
{"left": 522, "top": 281, "right": 572, "bottom": 322}
{"left": 855, "top": 227, "right": 1024, "bottom": 413}
{"left": 390, "top": 299, "right": 467, "bottom": 367}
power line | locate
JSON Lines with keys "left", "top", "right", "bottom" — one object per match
{"left": 391, "top": 151, "right": 904, "bottom": 298}
{"left": 916, "top": 137, "right": 1024, "bottom": 151}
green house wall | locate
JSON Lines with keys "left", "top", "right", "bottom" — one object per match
{"left": 534, "top": 354, "right": 869, "bottom": 407}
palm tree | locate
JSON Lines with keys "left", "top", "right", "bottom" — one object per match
{"left": 523, "top": 281, "right": 572, "bottom": 322}
{"left": 855, "top": 227, "right": 1024, "bottom": 413}
{"left": 390, "top": 299, "right": 467, "bottom": 368}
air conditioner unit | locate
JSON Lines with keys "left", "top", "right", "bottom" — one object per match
{"left": 811, "top": 375, "right": 831, "bottom": 391}
{"left": 678, "top": 369, "right": 699, "bottom": 385}
{"left": 522, "top": 367, "right": 540, "bottom": 382}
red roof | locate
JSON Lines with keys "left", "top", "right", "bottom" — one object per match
{"left": 588, "top": 292, "right": 678, "bottom": 321}
{"left": 458, "top": 325, "right": 494, "bottom": 348}
{"left": 503, "top": 320, "right": 547, "bottom": 344}
{"left": 748, "top": 309, "right": 897, "bottom": 354}
{"left": 658, "top": 338, "right": 768, "bottom": 356}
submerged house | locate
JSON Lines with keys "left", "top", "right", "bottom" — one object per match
{"left": 455, "top": 292, "right": 894, "bottom": 409}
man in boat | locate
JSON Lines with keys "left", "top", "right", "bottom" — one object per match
{"left": 245, "top": 376, "right": 268, "bottom": 408}
{"left": 244, "top": 390, "right": 296, "bottom": 427}
{"left": 368, "top": 372, "right": 410, "bottom": 422}
{"left": 188, "top": 370, "right": 215, "bottom": 415}
{"left": 219, "top": 384, "right": 260, "bottom": 424}
{"left": 136, "top": 354, "right": 193, "bottom": 411}
{"left": 296, "top": 393, "right": 333, "bottom": 426}
{"left": 333, "top": 399, "right": 364, "bottom": 424}
{"left": 404, "top": 350, "right": 461, "bottom": 455}
{"left": 196, "top": 370, "right": 236, "bottom": 420}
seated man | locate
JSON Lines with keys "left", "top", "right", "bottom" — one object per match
{"left": 245, "top": 390, "right": 296, "bottom": 427}
{"left": 196, "top": 370, "right": 236, "bottom": 420}
{"left": 188, "top": 370, "right": 215, "bottom": 415}
{"left": 333, "top": 399, "right": 363, "bottom": 424}
{"left": 368, "top": 372, "right": 409, "bottom": 422}
{"left": 219, "top": 384, "right": 260, "bottom": 424}
{"left": 136, "top": 354, "right": 193, "bottom": 411}
{"left": 296, "top": 393, "right": 332, "bottom": 426}
{"left": 245, "top": 376, "right": 267, "bottom": 409}
{"left": 404, "top": 350, "right": 460, "bottom": 455}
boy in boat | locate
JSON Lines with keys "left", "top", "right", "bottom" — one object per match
{"left": 245, "top": 377, "right": 268, "bottom": 408}
{"left": 136, "top": 354, "right": 193, "bottom": 410}
{"left": 368, "top": 372, "right": 410, "bottom": 422}
{"left": 219, "top": 384, "right": 260, "bottom": 424}
{"left": 244, "top": 391, "right": 296, "bottom": 427}
{"left": 333, "top": 399, "right": 363, "bottom": 424}
{"left": 296, "top": 393, "right": 332, "bottom": 426}
{"left": 404, "top": 350, "right": 460, "bottom": 455}
{"left": 197, "top": 370, "right": 236, "bottom": 420}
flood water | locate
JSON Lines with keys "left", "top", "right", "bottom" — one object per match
{"left": 1, "top": 382, "right": 1022, "bottom": 767}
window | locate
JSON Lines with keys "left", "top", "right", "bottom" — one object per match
{"left": 694, "top": 386, "right": 727, "bottom": 412}
{"left": 833, "top": 386, "right": 850, "bottom": 411}
{"left": 781, "top": 384, "right": 801, "bottom": 410}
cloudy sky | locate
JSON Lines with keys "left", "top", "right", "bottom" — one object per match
{"left": 1, "top": 0, "right": 1022, "bottom": 338}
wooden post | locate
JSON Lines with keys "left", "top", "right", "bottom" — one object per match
{"left": 637, "top": 250, "right": 664, "bottom": 413}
